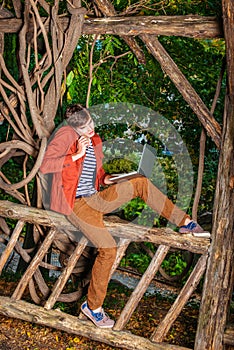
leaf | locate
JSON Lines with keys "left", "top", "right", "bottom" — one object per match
{"left": 60, "top": 81, "right": 66, "bottom": 95}
{"left": 73, "top": 337, "right": 80, "bottom": 343}
{"left": 67, "top": 91, "right": 72, "bottom": 102}
{"left": 66, "top": 71, "right": 74, "bottom": 87}
{"left": 97, "top": 82, "right": 102, "bottom": 93}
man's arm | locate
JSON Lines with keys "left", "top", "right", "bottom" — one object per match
{"left": 40, "top": 127, "right": 78, "bottom": 174}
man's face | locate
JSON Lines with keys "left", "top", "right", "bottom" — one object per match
{"left": 76, "top": 117, "right": 95, "bottom": 138}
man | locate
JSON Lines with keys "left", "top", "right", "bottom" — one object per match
{"left": 40, "top": 104, "right": 205, "bottom": 328}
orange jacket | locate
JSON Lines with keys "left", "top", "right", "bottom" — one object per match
{"left": 40, "top": 125, "right": 106, "bottom": 215}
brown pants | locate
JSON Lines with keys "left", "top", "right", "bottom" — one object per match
{"left": 67, "top": 177, "right": 190, "bottom": 309}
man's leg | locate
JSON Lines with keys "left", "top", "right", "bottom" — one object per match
{"left": 66, "top": 177, "right": 193, "bottom": 326}
{"left": 84, "top": 176, "right": 190, "bottom": 227}
{"left": 68, "top": 176, "right": 192, "bottom": 306}
{"left": 67, "top": 199, "right": 117, "bottom": 312}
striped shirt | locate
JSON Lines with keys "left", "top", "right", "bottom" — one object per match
{"left": 76, "top": 141, "right": 97, "bottom": 198}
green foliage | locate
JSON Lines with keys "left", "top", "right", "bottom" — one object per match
{"left": 0, "top": 269, "right": 23, "bottom": 282}
{"left": 120, "top": 244, "right": 190, "bottom": 282}
{"left": 121, "top": 198, "right": 148, "bottom": 221}
{"left": 120, "top": 251, "right": 151, "bottom": 274}
{"left": 2, "top": 33, "right": 19, "bottom": 84}
{"left": 160, "top": 252, "right": 187, "bottom": 277}
{"left": 104, "top": 158, "right": 136, "bottom": 174}
{"left": 199, "top": 148, "right": 219, "bottom": 212}
{"left": 112, "top": 0, "right": 221, "bottom": 16}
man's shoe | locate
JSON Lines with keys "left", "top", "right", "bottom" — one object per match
{"left": 81, "top": 301, "right": 115, "bottom": 328}
{"left": 179, "top": 221, "right": 210, "bottom": 237}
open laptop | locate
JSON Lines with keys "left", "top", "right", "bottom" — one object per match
{"left": 109, "top": 144, "right": 156, "bottom": 182}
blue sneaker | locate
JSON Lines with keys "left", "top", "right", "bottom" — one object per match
{"left": 81, "top": 301, "right": 115, "bottom": 328}
{"left": 179, "top": 221, "right": 209, "bottom": 235}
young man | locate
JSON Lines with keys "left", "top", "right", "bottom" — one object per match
{"left": 40, "top": 104, "right": 205, "bottom": 328}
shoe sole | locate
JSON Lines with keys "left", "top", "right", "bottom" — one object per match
{"left": 179, "top": 230, "right": 210, "bottom": 238}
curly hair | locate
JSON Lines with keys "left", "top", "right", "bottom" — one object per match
{"left": 65, "top": 104, "right": 91, "bottom": 127}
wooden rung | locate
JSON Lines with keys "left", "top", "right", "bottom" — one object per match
{"left": 44, "top": 236, "right": 88, "bottom": 310}
{"left": 151, "top": 252, "right": 208, "bottom": 342}
{"left": 110, "top": 238, "right": 131, "bottom": 276}
{"left": 114, "top": 245, "right": 170, "bottom": 331}
{"left": 11, "top": 228, "right": 57, "bottom": 301}
{"left": 0, "top": 219, "right": 25, "bottom": 274}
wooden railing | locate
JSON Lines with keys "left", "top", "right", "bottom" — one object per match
{"left": 0, "top": 200, "right": 213, "bottom": 349}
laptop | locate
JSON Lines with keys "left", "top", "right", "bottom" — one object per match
{"left": 109, "top": 144, "right": 156, "bottom": 182}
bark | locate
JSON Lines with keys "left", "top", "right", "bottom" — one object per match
{"left": 12, "top": 0, "right": 22, "bottom": 18}
{"left": 43, "top": 236, "right": 88, "bottom": 310}
{"left": 0, "top": 200, "right": 210, "bottom": 255}
{"left": 0, "top": 15, "right": 222, "bottom": 38}
{"left": 0, "top": 137, "right": 47, "bottom": 191}
{"left": 0, "top": 220, "right": 25, "bottom": 274}
{"left": 194, "top": 1, "right": 234, "bottom": 349}
{"left": 0, "top": 296, "right": 190, "bottom": 350}
{"left": 224, "top": 324, "right": 234, "bottom": 346}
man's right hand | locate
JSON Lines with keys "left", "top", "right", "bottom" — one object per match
{"left": 72, "top": 136, "right": 90, "bottom": 161}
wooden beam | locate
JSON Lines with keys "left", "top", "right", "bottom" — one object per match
{"left": 0, "top": 296, "right": 191, "bottom": 350}
{"left": 194, "top": 0, "right": 234, "bottom": 349}
{"left": 0, "top": 200, "right": 210, "bottom": 254}
{"left": 0, "top": 15, "right": 223, "bottom": 38}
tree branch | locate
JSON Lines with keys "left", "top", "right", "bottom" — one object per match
{"left": 140, "top": 34, "right": 222, "bottom": 148}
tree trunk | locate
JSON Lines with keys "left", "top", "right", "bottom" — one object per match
{"left": 194, "top": 1, "right": 234, "bottom": 348}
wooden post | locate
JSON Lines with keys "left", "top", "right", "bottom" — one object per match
{"left": 152, "top": 253, "right": 208, "bottom": 342}
{"left": 195, "top": 1, "right": 234, "bottom": 348}
{"left": 114, "top": 245, "right": 170, "bottom": 331}
{"left": 0, "top": 220, "right": 25, "bottom": 274}
{"left": 109, "top": 238, "right": 131, "bottom": 276}
{"left": 12, "top": 228, "right": 57, "bottom": 300}
{"left": 44, "top": 236, "right": 88, "bottom": 310}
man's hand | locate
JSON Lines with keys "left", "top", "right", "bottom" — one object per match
{"left": 72, "top": 136, "right": 90, "bottom": 161}
{"left": 104, "top": 174, "right": 116, "bottom": 185}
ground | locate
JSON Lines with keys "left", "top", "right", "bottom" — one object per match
{"left": 0, "top": 275, "right": 202, "bottom": 350}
